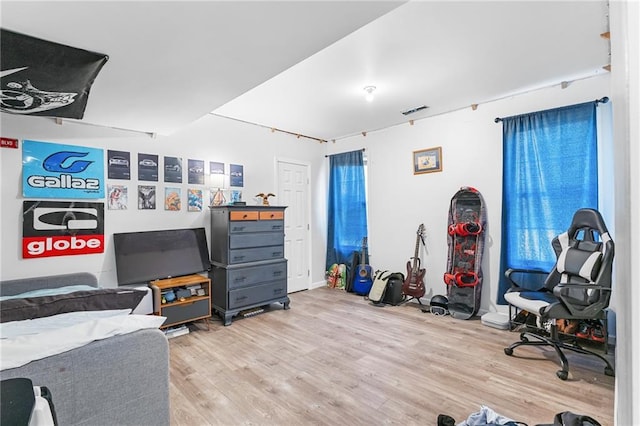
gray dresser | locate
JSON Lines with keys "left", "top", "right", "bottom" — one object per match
{"left": 209, "top": 205, "right": 290, "bottom": 325}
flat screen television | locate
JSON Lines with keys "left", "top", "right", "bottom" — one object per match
{"left": 113, "top": 227, "right": 210, "bottom": 285}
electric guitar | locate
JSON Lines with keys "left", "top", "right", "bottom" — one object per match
{"left": 352, "top": 237, "right": 374, "bottom": 295}
{"left": 402, "top": 224, "right": 426, "bottom": 299}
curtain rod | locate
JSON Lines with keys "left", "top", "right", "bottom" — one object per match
{"left": 494, "top": 97, "right": 609, "bottom": 123}
{"left": 209, "top": 112, "right": 328, "bottom": 143}
{"left": 324, "top": 148, "right": 365, "bottom": 158}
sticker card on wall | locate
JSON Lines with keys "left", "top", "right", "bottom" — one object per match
{"left": 22, "top": 140, "right": 105, "bottom": 199}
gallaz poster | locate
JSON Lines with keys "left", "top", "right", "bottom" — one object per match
{"left": 22, "top": 140, "right": 105, "bottom": 199}
{"left": 1, "top": 29, "right": 108, "bottom": 119}
{"left": 22, "top": 201, "right": 105, "bottom": 259}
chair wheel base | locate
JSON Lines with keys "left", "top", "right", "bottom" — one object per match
{"left": 605, "top": 366, "right": 615, "bottom": 377}
{"left": 504, "top": 347, "right": 514, "bottom": 356}
{"left": 556, "top": 370, "right": 569, "bottom": 380}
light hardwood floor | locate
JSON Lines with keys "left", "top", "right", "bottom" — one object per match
{"left": 168, "top": 287, "right": 614, "bottom": 426}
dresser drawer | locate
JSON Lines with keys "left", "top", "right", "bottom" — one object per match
{"left": 228, "top": 245, "right": 284, "bottom": 264}
{"left": 161, "top": 299, "right": 210, "bottom": 327}
{"left": 230, "top": 232, "right": 284, "bottom": 249}
{"left": 228, "top": 280, "right": 287, "bottom": 309}
{"left": 230, "top": 211, "right": 259, "bottom": 221}
{"left": 229, "top": 220, "right": 284, "bottom": 234}
{"left": 227, "top": 260, "right": 287, "bottom": 289}
{"left": 259, "top": 211, "right": 284, "bottom": 220}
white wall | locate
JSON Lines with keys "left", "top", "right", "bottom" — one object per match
{"left": 610, "top": 1, "right": 639, "bottom": 424}
{"left": 327, "top": 75, "right": 612, "bottom": 315}
{"left": 0, "top": 113, "right": 327, "bottom": 286}
{"left": 1, "top": 74, "right": 612, "bottom": 299}
{"left": 0, "top": 73, "right": 616, "bottom": 307}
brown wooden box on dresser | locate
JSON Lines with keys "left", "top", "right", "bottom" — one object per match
{"left": 209, "top": 205, "right": 290, "bottom": 325}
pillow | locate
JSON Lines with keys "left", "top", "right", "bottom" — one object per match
{"left": 0, "top": 288, "right": 147, "bottom": 323}
{"left": 556, "top": 246, "right": 603, "bottom": 281}
{"left": 0, "top": 285, "right": 97, "bottom": 301}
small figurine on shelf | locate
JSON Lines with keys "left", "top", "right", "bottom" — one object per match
{"left": 256, "top": 192, "right": 275, "bottom": 206}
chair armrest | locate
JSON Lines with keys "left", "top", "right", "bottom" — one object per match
{"left": 505, "top": 268, "right": 549, "bottom": 291}
{"left": 553, "top": 283, "right": 611, "bottom": 317}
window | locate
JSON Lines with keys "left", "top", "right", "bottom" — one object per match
{"left": 326, "top": 150, "right": 368, "bottom": 268}
{"left": 498, "top": 101, "right": 600, "bottom": 303}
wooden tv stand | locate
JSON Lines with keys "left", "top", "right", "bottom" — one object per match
{"left": 149, "top": 274, "right": 211, "bottom": 329}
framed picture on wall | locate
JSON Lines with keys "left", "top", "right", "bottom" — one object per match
{"left": 187, "top": 159, "right": 205, "bottom": 185}
{"left": 209, "top": 161, "right": 224, "bottom": 175}
{"left": 138, "top": 153, "right": 158, "bottom": 182}
{"left": 230, "top": 164, "right": 244, "bottom": 187}
{"left": 413, "top": 146, "right": 442, "bottom": 174}
{"left": 107, "top": 150, "right": 130, "bottom": 180}
{"left": 164, "top": 156, "right": 182, "bottom": 183}
{"left": 164, "top": 187, "right": 181, "bottom": 211}
{"left": 138, "top": 185, "right": 156, "bottom": 209}
{"left": 187, "top": 188, "right": 203, "bottom": 212}
{"left": 107, "top": 184, "right": 128, "bottom": 210}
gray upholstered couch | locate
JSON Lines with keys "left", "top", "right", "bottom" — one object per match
{"left": 0, "top": 273, "right": 170, "bottom": 425}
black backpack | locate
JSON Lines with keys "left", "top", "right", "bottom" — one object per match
{"left": 382, "top": 272, "right": 405, "bottom": 305}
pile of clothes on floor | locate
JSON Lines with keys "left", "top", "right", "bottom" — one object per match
{"left": 437, "top": 405, "right": 602, "bottom": 426}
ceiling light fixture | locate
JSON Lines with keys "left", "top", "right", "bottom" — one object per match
{"left": 363, "top": 85, "right": 376, "bottom": 102}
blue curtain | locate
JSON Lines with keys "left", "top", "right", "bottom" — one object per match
{"left": 498, "top": 101, "right": 598, "bottom": 303}
{"left": 326, "top": 150, "right": 368, "bottom": 268}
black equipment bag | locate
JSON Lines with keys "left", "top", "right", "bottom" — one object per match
{"left": 345, "top": 250, "right": 361, "bottom": 293}
{"left": 382, "top": 272, "right": 405, "bottom": 305}
{"left": 537, "top": 411, "right": 601, "bottom": 426}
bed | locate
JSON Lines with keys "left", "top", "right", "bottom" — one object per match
{"left": 0, "top": 273, "right": 170, "bottom": 426}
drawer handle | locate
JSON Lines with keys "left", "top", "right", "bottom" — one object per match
{"left": 233, "top": 276, "right": 247, "bottom": 283}
{"left": 272, "top": 252, "right": 281, "bottom": 256}
{"left": 273, "top": 271, "right": 282, "bottom": 276}
{"left": 243, "top": 214, "right": 249, "bottom": 219}
{"left": 233, "top": 255, "right": 246, "bottom": 261}
{"left": 236, "top": 295, "right": 247, "bottom": 301}
{"left": 233, "top": 226, "right": 245, "bottom": 232}
{"left": 273, "top": 288, "right": 283, "bottom": 295}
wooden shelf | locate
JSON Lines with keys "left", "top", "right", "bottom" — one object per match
{"left": 151, "top": 274, "right": 208, "bottom": 290}
{"left": 160, "top": 295, "right": 209, "bottom": 309}
{"left": 149, "top": 274, "right": 211, "bottom": 330}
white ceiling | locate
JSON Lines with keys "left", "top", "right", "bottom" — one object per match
{"left": 1, "top": 1, "right": 610, "bottom": 142}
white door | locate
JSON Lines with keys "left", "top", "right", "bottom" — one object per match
{"left": 277, "top": 160, "right": 310, "bottom": 293}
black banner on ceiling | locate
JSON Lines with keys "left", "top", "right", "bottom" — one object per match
{"left": 1, "top": 29, "right": 108, "bottom": 119}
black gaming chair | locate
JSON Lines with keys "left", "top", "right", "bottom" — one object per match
{"left": 503, "top": 208, "right": 615, "bottom": 380}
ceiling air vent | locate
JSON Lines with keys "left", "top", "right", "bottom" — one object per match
{"left": 401, "top": 105, "right": 428, "bottom": 116}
